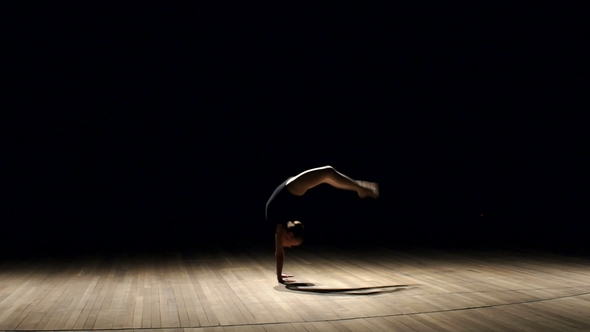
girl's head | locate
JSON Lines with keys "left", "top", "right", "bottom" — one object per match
{"left": 283, "top": 221, "right": 304, "bottom": 247}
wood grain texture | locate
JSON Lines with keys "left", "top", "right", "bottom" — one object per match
{"left": 0, "top": 245, "right": 588, "bottom": 331}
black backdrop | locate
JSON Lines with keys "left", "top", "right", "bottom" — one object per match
{"left": 3, "top": 3, "right": 586, "bottom": 257}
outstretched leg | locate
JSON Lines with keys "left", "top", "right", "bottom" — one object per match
{"left": 287, "top": 166, "right": 379, "bottom": 198}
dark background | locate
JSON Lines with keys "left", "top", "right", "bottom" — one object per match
{"left": 3, "top": 4, "right": 586, "bottom": 257}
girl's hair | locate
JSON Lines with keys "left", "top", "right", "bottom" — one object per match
{"left": 288, "top": 222, "right": 304, "bottom": 240}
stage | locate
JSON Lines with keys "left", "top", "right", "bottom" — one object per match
{"left": 1, "top": 245, "right": 589, "bottom": 332}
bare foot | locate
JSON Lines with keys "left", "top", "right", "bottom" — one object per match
{"left": 357, "top": 181, "right": 379, "bottom": 198}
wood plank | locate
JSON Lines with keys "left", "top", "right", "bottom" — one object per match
{"left": 19, "top": 264, "right": 75, "bottom": 330}
{"left": 261, "top": 322, "right": 299, "bottom": 332}
{"left": 1, "top": 268, "right": 56, "bottom": 329}
{"left": 309, "top": 321, "right": 343, "bottom": 332}
{"left": 410, "top": 313, "right": 454, "bottom": 332}
{"left": 480, "top": 307, "right": 563, "bottom": 332}
{"left": 363, "top": 317, "right": 412, "bottom": 331}
{"left": 394, "top": 315, "right": 443, "bottom": 332}
{"left": 332, "top": 318, "right": 383, "bottom": 332}
{"left": 61, "top": 275, "right": 102, "bottom": 329}
{"left": 522, "top": 299, "right": 590, "bottom": 330}
{"left": 499, "top": 304, "right": 585, "bottom": 332}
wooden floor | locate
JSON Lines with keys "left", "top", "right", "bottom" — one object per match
{"left": 1, "top": 245, "right": 589, "bottom": 332}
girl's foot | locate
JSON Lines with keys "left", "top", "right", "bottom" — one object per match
{"left": 357, "top": 181, "right": 379, "bottom": 198}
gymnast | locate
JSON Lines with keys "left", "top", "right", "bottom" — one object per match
{"left": 265, "top": 166, "right": 379, "bottom": 284}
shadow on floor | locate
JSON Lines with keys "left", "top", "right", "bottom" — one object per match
{"left": 275, "top": 283, "right": 418, "bottom": 295}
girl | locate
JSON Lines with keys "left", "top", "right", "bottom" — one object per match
{"left": 265, "top": 166, "right": 379, "bottom": 283}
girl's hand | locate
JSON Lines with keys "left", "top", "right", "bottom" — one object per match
{"left": 278, "top": 277, "right": 296, "bottom": 284}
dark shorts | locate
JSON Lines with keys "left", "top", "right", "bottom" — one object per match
{"left": 265, "top": 177, "right": 302, "bottom": 231}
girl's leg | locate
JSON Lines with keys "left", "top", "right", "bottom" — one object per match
{"left": 287, "top": 166, "right": 378, "bottom": 198}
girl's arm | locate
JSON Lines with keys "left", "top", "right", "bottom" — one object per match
{"left": 275, "top": 227, "right": 285, "bottom": 282}
{"left": 274, "top": 225, "right": 295, "bottom": 283}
